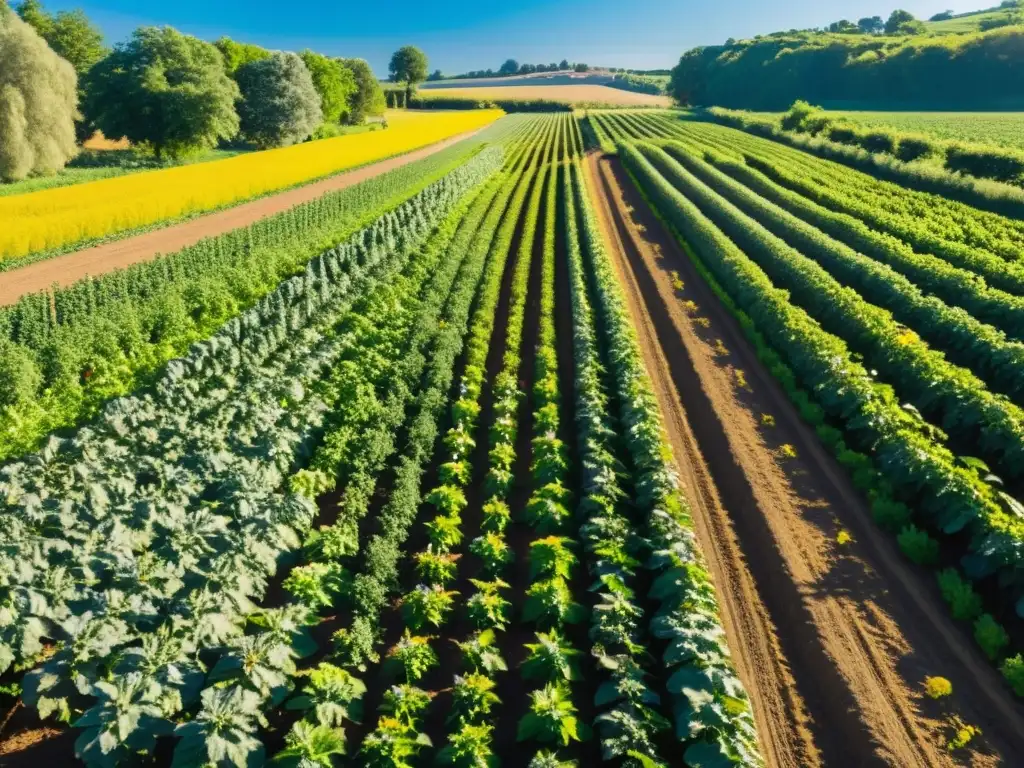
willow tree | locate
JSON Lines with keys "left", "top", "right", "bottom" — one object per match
{"left": 0, "top": 5, "right": 78, "bottom": 181}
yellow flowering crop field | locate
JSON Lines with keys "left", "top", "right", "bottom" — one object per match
{"left": 0, "top": 109, "right": 503, "bottom": 262}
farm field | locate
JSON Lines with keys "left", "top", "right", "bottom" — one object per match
{"left": 4, "top": 47, "right": 1024, "bottom": 768}
{"left": 0, "top": 109, "right": 501, "bottom": 265}
{"left": 830, "top": 111, "right": 1024, "bottom": 150}
{"left": 416, "top": 84, "right": 672, "bottom": 106}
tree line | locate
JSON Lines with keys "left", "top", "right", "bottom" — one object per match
{"left": 0, "top": 1, "right": 434, "bottom": 182}
{"left": 668, "top": 4, "right": 1024, "bottom": 110}
{"left": 431, "top": 59, "right": 589, "bottom": 81}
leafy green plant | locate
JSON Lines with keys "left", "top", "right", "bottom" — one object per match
{"left": 172, "top": 686, "right": 265, "bottom": 768}
{"left": 437, "top": 723, "right": 497, "bottom": 767}
{"left": 517, "top": 682, "right": 585, "bottom": 746}
{"left": 524, "top": 578, "right": 587, "bottom": 627}
{"left": 386, "top": 631, "right": 439, "bottom": 683}
{"left": 426, "top": 485, "right": 468, "bottom": 516}
{"left": 455, "top": 630, "right": 508, "bottom": 675}
{"left": 897, "top": 525, "right": 940, "bottom": 566}
{"left": 426, "top": 514, "right": 465, "bottom": 552}
{"left": 529, "top": 537, "right": 578, "bottom": 580}
{"left": 466, "top": 579, "right": 512, "bottom": 630}
{"left": 402, "top": 584, "right": 459, "bottom": 630}
{"left": 1000, "top": 654, "right": 1024, "bottom": 696}
{"left": 286, "top": 662, "right": 365, "bottom": 728}
{"left": 524, "top": 482, "right": 572, "bottom": 533}
{"left": 936, "top": 569, "right": 983, "bottom": 621}
{"left": 974, "top": 614, "right": 1009, "bottom": 660}
{"left": 522, "top": 630, "right": 582, "bottom": 682}
{"left": 528, "top": 751, "right": 576, "bottom": 768}
{"left": 270, "top": 721, "right": 346, "bottom": 767}
{"left": 415, "top": 550, "right": 460, "bottom": 585}
{"left": 361, "top": 717, "right": 431, "bottom": 768}
{"left": 449, "top": 673, "right": 501, "bottom": 725}
{"left": 380, "top": 685, "right": 433, "bottom": 728}
{"left": 470, "top": 532, "right": 512, "bottom": 574}
{"left": 283, "top": 562, "right": 350, "bottom": 611}
{"left": 304, "top": 522, "right": 359, "bottom": 560}
{"left": 73, "top": 673, "right": 173, "bottom": 766}
{"left": 531, "top": 435, "right": 569, "bottom": 484}
{"left": 480, "top": 499, "right": 511, "bottom": 534}
{"left": 440, "top": 460, "right": 472, "bottom": 486}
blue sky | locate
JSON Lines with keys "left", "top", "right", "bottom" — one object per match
{"left": 44, "top": 0, "right": 984, "bottom": 75}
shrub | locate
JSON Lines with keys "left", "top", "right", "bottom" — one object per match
{"left": 870, "top": 494, "right": 911, "bottom": 532}
{"left": 945, "top": 143, "right": 1024, "bottom": 184}
{"left": 973, "top": 614, "right": 1009, "bottom": 660}
{"left": 1000, "top": 654, "right": 1024, "bottom": 696}
{"left": 897, "top": 524, "right": 939, "bottom": 565}
{"left": 895, "top": 135, "right": 940, "bottom": 162}
{"left": 860, "top": 130, "right": 898, "bottom": 155}
{"left": 924, "top": 676, "right": 952, "bottom": 699}
{"left": 0, "top": 6, "right": 78, "bottom": 181}
{"left": 936, "top": 569, "right": 982, "bottom": 621}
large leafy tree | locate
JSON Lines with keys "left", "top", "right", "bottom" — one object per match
{"left": 388, "top": 44, "right": 428, "bottom": 101}
{"left": 338, "top": 57, "right": 385, "bottom": 124}
{"left": 299, "top": 49, "right": 356, "bottom": 125}
{"left": 236, "top": 52, "right": 322, "bottom": 148}
{"left": 884, "top": 9, "right": 917, "bottom": 33}
{"left": 499, "top": 58, "right": 519, "bottom": 75}
{"left": 214, "top": 36, "right": 270, "bottom": 75}
{"left": 16, "top": 0, "right": 105, "bottom": 75}
{"left": 0, "top": 5, "right": 78, "bottom": 181}
{"left": 85, "top": 26, "right": 240, "bottom": 159}
{"left": 857, "top": 15, "right": 884, "bottom": 34}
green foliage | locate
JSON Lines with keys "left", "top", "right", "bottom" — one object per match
{"left": 386, "top": 631, "right": 439, "bottom": 683}
{"left": 517, "top": 683, "right": 584, "bottom": 746}
{"left": 1001, "top": 654, "right": 1024, "bottom": 696}
{"left": 897, "top": 525, "right": 940, "bottom": 566}
{"left": 172, "top": 686, "right": 264, "bottom": 768}
{"left": 936, "top": 569, "right": 983, "bottom": 621}
{"left": 214, "top": 36, "right": 270, "bottom": 74}
{"left": 16, "top": 0, "right": 105, "bottom": 75}
{"left": 469, "top": 532, "right": 512, "bottom": 574}
{"left": 271, "top": 722, "right": 346, "bottom": 767}
{"left": 481, "top": 498, "right": 511, "bottom": 533}
{"left": 236, "top": 52, "right": 322, "bottom": 149}
{"left": 286, "top": 663, "right": 365, "bottom": 728}
{"left": 973, "top": 614, "right": 1010, "bottom": 660}
{"left": 389, "top": 45, "right": 428, "bottom": 96}
{"left": 449, "top": 673, "right": 500, "bottom": 725}
{"left": 529, "top": 537, "right": 578, "bottom": 580}
{"left": 466, "top": 578, "right": 512, "bottom": 630}
{"left": 437, "top": 723, "right": 496, "bottom": 767}
{"left": 522, "top": 630, "right": 582, "bottom": 682}
{"left": 339, "top": 57, "right": 385, "bottom": 123}
{"left": 0, "top": 5, "right": 78, "bottom": 181}
{"left": 85, "top": 26, "right": 240, "bottom": 158}
{"left": 414, "top": 550, "right": 460, "bottom": 585}
{"left": 455, "top": 630, "right": 508, "bottom": 674}
{"left": 283, "top": 562, "right": 349, "bottom": 611}
{"left": 300, "top": 50, "right": 357, "bottom": 125}
{"left": 401, "top": 584, "right": 458, "bottom": 630}
{"left": 669, "top": 25, "right": 1024, "bottom": 110}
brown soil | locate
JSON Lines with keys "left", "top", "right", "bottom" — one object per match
{"left": 585, "top": 152, "right": 1024, "bottom": 767}
{"left": 0, "top": 130, "right": 482, "bottom": 307}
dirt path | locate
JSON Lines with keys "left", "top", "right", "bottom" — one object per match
{"left": 585, "top": 152, "right": 1024, "bottom": 767}
{"left": 0, "top": 130, "right": 482, "bottom": 307}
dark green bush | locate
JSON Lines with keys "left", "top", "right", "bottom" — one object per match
{"left": 945, "top": 143, "right": 1024, "bottom": 183}
{"left": 897, "top": 524, "right": 940, "bottom": 565}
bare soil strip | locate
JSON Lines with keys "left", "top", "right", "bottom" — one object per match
{"left": 0, "top": 130, "right": 482, "bottom": 307}
{"left": 585, "top": 152, "right": 1024, "bottom": 768}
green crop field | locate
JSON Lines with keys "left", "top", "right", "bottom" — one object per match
{"left": 832, "top": 111, "right": 1024, "bottom": 150}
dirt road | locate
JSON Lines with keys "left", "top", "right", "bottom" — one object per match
{"left": 585, "top": 152, "right": 1024, "bottom": 767}
{"left": 0, "top": 130, "right": 481, "bottom": 307}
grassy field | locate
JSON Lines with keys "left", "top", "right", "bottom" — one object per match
{"left": 419, "top": 84, "right": 673, "bottom": 106}
{"left": 925, "top": 6, "right": 1020, "bottom": 33}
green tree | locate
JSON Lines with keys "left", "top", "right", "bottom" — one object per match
{"left": 299, "top": 50, "right": 356, "bottom": 125}
{"left": 16, "top": 0, "right": 105, "bottom": 142}
{"left": 16, "top": 1, "right": 105, "bottom": 75}
{"left": 828, "top": 19, "right": 860, "bottom": 33}
{"left": 427, "top": 68, "right": 444, "bottom": 81}
{"left": 499, "top": 58, "right": 519, "bottom": 75}
{"left": 884, "top": 9, "right": 916, "bottom": 33}
{"left": 338, "top": 57, "right": 385, "bottom": 123}
{"left": 857, "top": 15, "right": 884, "bottom": 33}
{"left": 559, "top": 58, "right": 569, "bottom": 69}
{"left": 214, "top": 36, "right": 270, "bottom": 75}
{"left": 388, "top": 44, "right": 428, "bottom": 102}
{"left": 0, "top": 5, "right": 78, "bottom": 180}
{"left": 573, "top": 62, "right": 588, "bottom": 72}
{"left": 85, "top": 26, "right": 240, "bottom": 159}
{"left": 236, "top": 52, "right": 322, "bottom": 148}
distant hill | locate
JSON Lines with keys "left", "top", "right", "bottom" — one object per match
{"left": 669, "top": 5, "right": 1024, "bottom": 111}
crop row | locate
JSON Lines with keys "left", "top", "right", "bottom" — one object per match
{"left": 619, "top": 141, "right": 1024, "bottom": 697}
{"left": 0, "top": 116, "right": 533, "bottom": 464}
{"left": 0, "top": 143, "right": 513, "bottom": 765}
